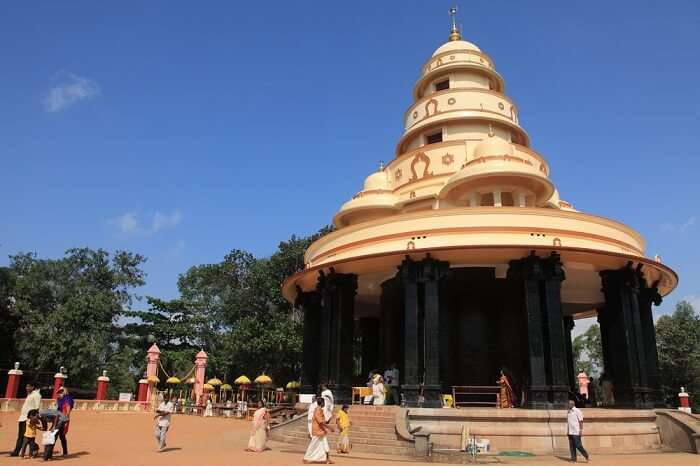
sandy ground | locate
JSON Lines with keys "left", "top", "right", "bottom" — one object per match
{"left": 0, "top": 411, "right": 698, "bottom": 466}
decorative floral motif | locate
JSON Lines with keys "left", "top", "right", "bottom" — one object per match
{"left": 395, "top": 168, "right": 403, "bottom": 180}
{"left": 498, "top": 102, "right": 505, "bottom": 110}
{"left": 442, "top": 153, "right": 455, "bottom": 166}
{"left": 447, "top": 97, "right": 456, "bottom": 105}
{"left": 412, "top": 111, "right": 418, "bottom": 119}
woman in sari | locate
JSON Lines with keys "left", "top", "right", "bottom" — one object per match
{"left": 372, "top": 374, "right": 386, "bottom": 406}
{"left": 245, "top": 401, "right": 270, "bottom": 452}
{"left": 497, "top": 369, "right": 515, "bottom": 408}
{"left": 55, "top": 388, "right": 74, "bottom": 455}
{"left": 335, "top": 405, "right": 351, "bottom": 454}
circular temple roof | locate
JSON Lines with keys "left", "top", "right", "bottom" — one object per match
{"left": 473, "top": 135, "right": 513, "bottom": 158}
{"left": 363, "top": 170, "right": 389, "bottom": 191}
{"left": 433, "top": 39, "right": 481, "bottom": 56}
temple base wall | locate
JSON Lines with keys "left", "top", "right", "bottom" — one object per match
{"left": 408, "top": 407, "right": 661, "bottom": 454}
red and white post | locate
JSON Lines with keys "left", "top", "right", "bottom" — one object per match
{"left": 137, "top": 377, "right": 148, "bottom": 402}
{"left": 52, "top": 367, "right": 68, "bottom": 399}
{"left": 5, "top": 362, "right": 22, "bottom": 399}
{"left": 678, "top": 387, "right": 691, "bottom": 414}
{"left": 96, "top": 370, "right": 110, "bottom": 401}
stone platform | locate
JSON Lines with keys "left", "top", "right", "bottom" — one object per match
{"left": 409, "top": 407, "right": 661, "bottom": 455}
{"left": 272, "top": 405, "right": 666, "bottom": 457}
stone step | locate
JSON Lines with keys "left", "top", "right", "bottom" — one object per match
{"left": 273, "top": 435, "right": 414, "bottom": 455}
{"left": 284, "top": 427, "right": 398, "bottom": 439}
{"left": 281, "top": 430, "right": 401, "bottom": 443}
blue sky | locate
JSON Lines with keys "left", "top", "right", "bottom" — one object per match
{"left": 1, "top": 1, "right": 699, "bottom": 321}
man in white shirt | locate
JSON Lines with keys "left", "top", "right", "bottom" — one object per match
{"left": 10, "top": 382, "right": 42, "bottom": 457}
{"left": 566, "top": 399, "right": 590, "bottom": 462}
{"left": 320, "top": 384, "right": 334, "bottom": 423}
{"left": 383, "top": 363, "right": 400, "bottom": 405}
{"left": 306, "top": 397, "right": 318, "bottom": 437}
{"left": 154, "top": 393, "right": 174, "bottom": 452}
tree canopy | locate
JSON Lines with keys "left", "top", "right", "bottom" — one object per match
{"left": 656, "top": 300, "right": 700, "bottom": 405}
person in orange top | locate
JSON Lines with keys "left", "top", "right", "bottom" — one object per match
{"left": 303, "top": 397, "right": 335, "bottom": 464}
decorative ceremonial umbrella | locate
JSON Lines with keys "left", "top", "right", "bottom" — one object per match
{"left": 185, "top": 377, "right": 196, "bottom": 401}
{"left": 220, "top": 383, "right": 233, "bottom": 403}
{"left": 147, "top": 375, "right": 160, "bottom": 384}
{"left": 286, "top": 381, "right": 300, "bottom": 390}
{"left": 234, "top": 375, "right": 251, "bottom": 385}
{"left": 166, "top": 376, "right": 181, "bottom": 398}
{"left": 255, "top": 374, "right": 273, "bottom": 401}
{"left": 235, "top": 375, "right": 251, "bottom": 402}
{"left": 207, "top": 378, "right": 222, "bottom": 402}
{"left": 203, "top": 383, "right": 214, "bottom": 391}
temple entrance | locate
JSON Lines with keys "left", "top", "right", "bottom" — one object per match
{"left": 378, "top": 266, "right": 529, "bottom": 398}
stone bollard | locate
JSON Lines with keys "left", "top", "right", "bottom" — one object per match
{"left": 53, "top": 367, "right": 68, "bottom": 399}
{"left": 678, "top": 387, "right": 691, "bottom": 414}
{"left": 96, "top": 370, "right": 110, "bottom": 401}
{"left": 5, "top": 362, "right": 23, "bottom": 399}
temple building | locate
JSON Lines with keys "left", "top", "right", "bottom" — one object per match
{"left": 282, "top": 16, "right": 677, "bottom": 409}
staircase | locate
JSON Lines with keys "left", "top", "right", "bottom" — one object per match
{"left": 270, "top": 405, "right": 415, "bottom": 456}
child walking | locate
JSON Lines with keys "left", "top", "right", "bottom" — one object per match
{"left": 336, "top": 405, "right": 352, "bottom": 454}
{"left": 20, "top": 409, "right": 41, "bottom": 458}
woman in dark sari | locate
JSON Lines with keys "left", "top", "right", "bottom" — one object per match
{"left": 497, "top": 368, "right": 515, "bottom": 408}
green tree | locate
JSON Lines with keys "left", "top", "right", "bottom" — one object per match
{"left": 0, "top": 266, "right": 19, "bottom": 369}
{"left": 572, "top": 323, "right": 603, "bottom": 376}
{"left": 122, "top": 297, "right": 209, "bottom": 379}
{"left": 656, "top": 301, "right": 700, "bottom": 406}
{"left": 6, "top": 248, "right": 146, "bottom": 389}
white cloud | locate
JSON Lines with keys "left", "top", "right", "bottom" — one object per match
{"left": 44, "top": 71, "right": 100, "bottom": 112}
{"left": 111, "top": 212, "right": 139, "bottom": 234}
{"left": 660, "top": 216, "right": 696, "bottom": 233}
{"left": 150, "top": 210, "right": 183, "bottom": 234}
{"left": 109, "top": 209, "right": 183, "bottom": 236}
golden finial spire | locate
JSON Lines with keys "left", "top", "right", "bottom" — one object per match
{"left": 379, "top": 160, "right": 385, "bottom": 171}
{"left": 448, "top": 6, "right": 461, "bottom": 41}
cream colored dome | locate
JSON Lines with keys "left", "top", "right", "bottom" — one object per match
{"left": 363, "top": 170, "right": 389, "bottom": 191}
{"left": 546, "top": 189, "right": 561, "bottom": 209}
{"left": 433, "top": 40, "right": 481, "bottom": 56}
{"left": 473, "top": 136, "right": 512, "bottom": 158}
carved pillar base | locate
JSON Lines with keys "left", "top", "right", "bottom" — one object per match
{"left": 524, "top": 386, "right": 550, "bottom": 409}
{"left": 614, "top": 386, "right": 655, "bottom": 409}
{"left": 401, "top": 384, "right": 442, "bottom": 408}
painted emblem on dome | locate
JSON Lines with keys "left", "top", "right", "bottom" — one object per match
{"left": 410, "top": 152, "right": 433, "bottom": 182}
{"left": 423, "top": 99, "right": 439, "bottom": 119}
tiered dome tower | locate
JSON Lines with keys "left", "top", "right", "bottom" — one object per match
{"left": 284, "top": 14, "right": 677, "bottom": 409}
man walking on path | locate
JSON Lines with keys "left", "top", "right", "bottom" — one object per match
{"left": 567, "top": 399, "right": 590, "bottom": 463}
{"left": 154, "top": 393, "right": 174, "bottom": 452}
{"left": 10, "top": 382, "right": 42, "bottom": 457}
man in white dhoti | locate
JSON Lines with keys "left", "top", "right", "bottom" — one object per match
{"left": 320, "top": 384, "right": 334, "bottom": 423}
{"left": 306, "top": 397, "right": 318, "bottom": 437}
{"left": 303, "top": 397, "right": 334, "bottom": 464}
